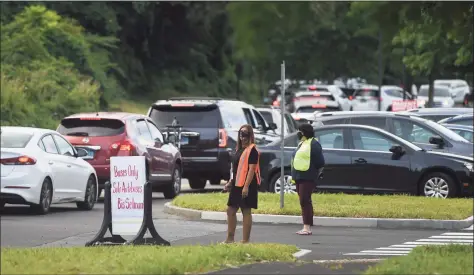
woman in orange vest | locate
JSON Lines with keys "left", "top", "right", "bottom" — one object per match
{"left": 223, "top": 124, "right": 261, "bottom": 243}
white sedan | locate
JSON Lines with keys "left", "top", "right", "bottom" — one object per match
{"left": 1, "top": 127, "right": 98, "bottom": 214}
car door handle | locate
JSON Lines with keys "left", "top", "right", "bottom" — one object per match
{"left": 48, "top": 161, "right": 54, "bottom": 165}
{"left": 354, "top": 158, "right": 367, "bottom": 164}
{"left": 67, "top": 164, "right": 71, "bottom": 168}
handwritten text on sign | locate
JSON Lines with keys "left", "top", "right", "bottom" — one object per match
{"left": 110, "top": 156, "right": 145, "bottom": 236}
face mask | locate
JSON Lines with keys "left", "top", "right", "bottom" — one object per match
{"left": 297, "top": 131, "right": 304, "bottom": 140}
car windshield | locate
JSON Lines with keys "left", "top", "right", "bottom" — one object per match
{"left": 150, "top": 106, "right": 220, "bottom": 128}
{"left": 0, "top": 131, "right": 34, "bottom": 148}
{"left": 418, "top": 87, "right": 451, "bottom": 97}
{"left": 423, "top": 120, "right": 469, "bottom": 142}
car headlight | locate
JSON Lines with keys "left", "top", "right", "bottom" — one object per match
{"left": 464, "top": 162, "right": 473, "bottom": 172}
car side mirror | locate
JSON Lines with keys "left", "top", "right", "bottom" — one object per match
{"left": 429, "top": 136, "right": 445, "bottom": 147}
{"left": 76, "top": 148, "right": 88, "bottom": 158}
{"left": 389, "top": 145, "right": 404, "bottom": 155}
{"left": 268, "top": 122, "right": 278, "bottom": 131}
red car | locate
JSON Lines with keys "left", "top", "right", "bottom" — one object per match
{"left": 57, "top": 112, "right": 182, "bottom": 199}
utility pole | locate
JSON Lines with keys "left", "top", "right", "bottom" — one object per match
{"left": 402, "top": 46, "right": 407, "bottom": 100}
{"left": 378, "top": 30, "right": 383, "bottom": 111}
{"left": 280, "top": 61, "right": 285, "bottom": 209}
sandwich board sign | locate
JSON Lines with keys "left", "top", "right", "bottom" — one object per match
{"left": 110, "top": 156, "right": 145, "bottom": 236}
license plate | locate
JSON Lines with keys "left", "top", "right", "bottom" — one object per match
{"left": 180, "top": 136, "right": 189, "bottom": 145}
{"left": 78, "top": 147, "right": 94, "bottom": 159}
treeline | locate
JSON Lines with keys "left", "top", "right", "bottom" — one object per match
{"left": 0, "top": 2, "right": 473, "bottom": 128}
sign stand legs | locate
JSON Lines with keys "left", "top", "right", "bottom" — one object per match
{"left": 126, "top": 182, "right": 170, "bottom": 246}
{"left": 85, "top": 182, "right": 170, "bottom": 247}
{"left": 85, "top": 182, "right": 127, "bottom": 246}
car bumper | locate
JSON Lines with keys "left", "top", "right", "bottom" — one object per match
{"left": 1, "top": 172, "right": 44, "bottom": 205}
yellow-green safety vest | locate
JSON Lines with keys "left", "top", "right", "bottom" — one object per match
{"left": 291, "top": 137, "right": 314, "bottom": 171}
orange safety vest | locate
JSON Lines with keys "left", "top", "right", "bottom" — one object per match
{"left": 235, "top": 144, "right": 261, "bottom": 187}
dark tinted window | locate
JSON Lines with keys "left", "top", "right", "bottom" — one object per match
{"left": 322, "top": 118, "right": 346, "bottom": 125}
{"left": 58, "top": 118, "right": 125, "bottom": 137}
{"left": 314, "top": 128, "right": 345, "bottom": 149}
{"left": 385, "top": 89, "right": 412, "bottom": 99}
{"left": 295, "top": 94, "right": 335, "bottom": 101}
{"left": 418, "top": 87, "right": 451, "bottom": 97}
{"left": 260, "top": 110, "right": 274, "bottom": 124}
{"left": 448, "top": 118, "right": 473, "bottom": 126}
{"left": 350, "top": 117, "right": 386, "bottom": 129}
{"left": 351, "top": 129, "right": 394, "bottom": 151}
{"left": 252, "top": 109, "right": 268, "bottom": 129}
{"left": 1, "top": 131, "right": 33, "bottom": 148}
{"left": 242, "top": 108, "right": 256, "bottom": 128}
{"left": 149, "top": 106, "right": 220, "bottom": 128}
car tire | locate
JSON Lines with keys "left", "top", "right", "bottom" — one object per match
{"left": 188, "top": 178, "right": 207, "bottom": 189}
{"left": 419, "top": 172, "right": 458, "bottom": 198}
{"left": 386, "top": 105, "right": 393, "bottom": 111}
{"left": 31, "top": 178, "right": 53, "bottom": 215}
{"left": 209, "top": 178, "right": 222, "bottom": 186}
{"left": 163, "top": 166, "right": 181, "bottom": 199}
{"left": 268, "top": 169, "right": 296, "bottom": 194}
{"left": 77, "top": 175, "right": 97, "bottom": 210}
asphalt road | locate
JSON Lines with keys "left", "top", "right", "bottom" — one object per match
{"left": 1, "top": 179, "right": 473, "bottom": 264}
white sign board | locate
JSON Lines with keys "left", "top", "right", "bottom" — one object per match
{"left": 110, "top": 156, "right": 145, "bottom": 236}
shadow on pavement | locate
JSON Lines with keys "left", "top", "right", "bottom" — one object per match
{"left": 0, "top": 206, "right": 83, "bottom": 216}
{"left": 208, "top": 261, "right": 377, "bottom": 275}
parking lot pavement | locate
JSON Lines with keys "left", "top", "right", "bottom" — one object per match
{"left": 172, "top": 223, "right": 452, "bottom": 261}
{"left": 0, "top": 179, "right": 223, "bottom": 248}
{"left": 208, "top": 261, "right": 378, "bottom": 275}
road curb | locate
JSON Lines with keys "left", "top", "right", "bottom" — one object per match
{"left": 164, "top": 203, "right": 474, "bottom": 230}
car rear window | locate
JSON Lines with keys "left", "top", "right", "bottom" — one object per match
{"left": 355, "top": 89, "right": 378, "bottom": 97}
{"left": 149, "top": 105, "right": 220, "bottom": 128}
{"left": 295, "top": 94, "right": 336, "bottom": 101}
{"left": 57, "top": 118, "right": 125, "bottom": 137}
{"left": 0, "top": 131, "right": 33, "bottom": 148}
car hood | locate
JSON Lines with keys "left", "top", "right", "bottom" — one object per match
{"left": 424, "top": 150, "right": 474, "bottom": 163}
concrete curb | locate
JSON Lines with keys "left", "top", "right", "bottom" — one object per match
{"left": 164, "top": 202, "right": 474, "bottom": 230}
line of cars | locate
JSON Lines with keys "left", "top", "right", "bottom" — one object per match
{"left": 1, "top": 96, "right": 473, "bottom": 214}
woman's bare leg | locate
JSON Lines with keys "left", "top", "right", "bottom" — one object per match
{"left": 225, "top": 206, "right": 238, "bottom": 243}
{"left": 241, "top": 208, "right": 252, "bottom": 243}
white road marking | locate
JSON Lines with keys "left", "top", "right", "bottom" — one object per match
{"left": 344, "top": 231, "right": 474, "bottom": 257}
{"left": 293, "top": 249, "right": 312, "bottom": 258}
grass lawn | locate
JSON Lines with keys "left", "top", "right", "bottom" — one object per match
{"left": 172, "top": 193, "right": 473, "bottom": 220}
{"left": 364, "top": 244, "right": 474, "bottom": 274}
{"left": 1, "top": 243, "right": 297, "bottom": 274}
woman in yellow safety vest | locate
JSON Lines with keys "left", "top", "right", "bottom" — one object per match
{"left": 291, "top": 123, "right": 325, "bottom": 236}
{"left": 223, "top": 124, "right": 261, "bottom": 243}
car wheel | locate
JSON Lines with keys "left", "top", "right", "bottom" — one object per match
{"left": 188, "top": 178, "right": 207, "bottom": 189}
{"left": 209, "top": 178, "right": 222, "bottom": 186}
{"left": 350, "top": 107, "right": 353, "bottom": 111}
{"left": 269, "top": 170, "right": 296, "bottom": 194}
{"left": 77, "top": 175, "right": 97, "bottom": 210}
{"left": 163, "top": 167, "right": 181, "bottom": 199}
{"left": 31, "top": 178, "right": 53, "bottom": 215}
{"left": 419, "top": 172, "right": 457, "bottom": 199}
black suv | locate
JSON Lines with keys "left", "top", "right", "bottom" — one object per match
{"left": 312, "top": 111, "right": 473, "bottom": 157}
{"left": 147, "top": 97, "right": 280, "bottom": 189}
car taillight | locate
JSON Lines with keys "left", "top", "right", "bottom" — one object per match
{"left": 1, "top": 156, "right": 36, "bottom": 165}
{"left": 272, "top": 100, "right": 279, "bottom": 106}
{"left": 349, "top": 96, "right": 353, "bottom": 100}
{"left": 219, "top": 129, "right": 228, "bottom": 148}
{"left": 112, "top": 140, "right": 135, "bottom": 156}
{"left": 119, "top": 140, "right": 134, "bottom": 151}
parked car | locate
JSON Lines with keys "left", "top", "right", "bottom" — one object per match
{"left": 441, "top": 124, "right": 473, "bottom": 143}
{"left": 256, "top": 105, "right": 298, "bottom": 134}
{"left": 291, "top": 112, "right": 316, "bottom": 126}
{"left": 258, "top": 124, "right": 473, "bottom": 198}
{"left": 293, "top": 91, "right": 342, "bottom": 113}
{"left": 1, "top": 126, "right": 98, "bottom": 214}
{"left": 417, "top": 85, "right": 455, "bottom": 108}
{"left": 404, "top": 107, "right": 473, "bottom": 122}
{"left": 147, "top": 97, "right": 280, "bottom": 189}
{"left": 312, "top": 111, "right": 474, "bottom": 157}
{"left": 297, "top": 84, "right": 352, "bottom": 111}
{"left": 463, "top": 86, "right": 473, "bottom": 107}
{"left": 434, "top": 79, "right": 471, "bottom": 105}
{"left": 350, "top": 85, "right": 421, "bottom": 111}
{"left": 57, "top": 112, "right": 182, "bottom": 199}
{"left": 438, "top": 113, "right": 474, "bottom": 126}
